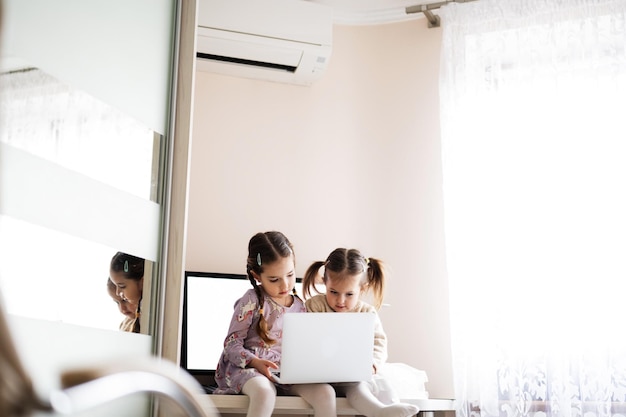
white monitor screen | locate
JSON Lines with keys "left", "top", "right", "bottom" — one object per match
{"left": 182, "top": 272, "right": 304, "bottom": 372}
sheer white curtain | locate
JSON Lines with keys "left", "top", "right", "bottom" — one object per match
{"left": 438, "top": 1, "right": 626, "bottom": 417}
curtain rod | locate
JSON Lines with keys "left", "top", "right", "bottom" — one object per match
{"left": 405, "top": 0, "right": 478, "bottom": 27}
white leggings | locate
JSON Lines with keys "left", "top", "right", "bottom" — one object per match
{"left": 336, "top": 381, "right": 419, "bottom": 417}
{"left": 289, "top": 382, "right": 337, "bottom": 417}
{"left": 241, "top": 376, "right": 336, "bottom": 417}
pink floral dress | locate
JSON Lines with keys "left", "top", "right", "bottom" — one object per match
{"left": 214, "top": 288, "right": 305, "bottom": 394}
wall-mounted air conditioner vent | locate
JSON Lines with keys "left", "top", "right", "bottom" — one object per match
{"left": 196, "top": 0, "right": 333, "bottom": 86}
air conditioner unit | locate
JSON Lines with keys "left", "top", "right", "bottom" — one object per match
{"left": 196, "top": 0, "right": 333, "bottom": 86}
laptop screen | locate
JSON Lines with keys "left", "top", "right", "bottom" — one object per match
{"left": 181, "top": 271, "right": 304, "bottom": 387}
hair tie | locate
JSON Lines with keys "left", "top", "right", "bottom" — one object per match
{"left": 365, "top": 257, "right": 370, "bottom": 265}
{"left": 259, "top": 308, "right": 264, "bottom": 315}
{"left": 124, "top": 260, "right": 129, "bottom": 272}
{"left": 257, "top": 253, "right": 262, "bottom": 266}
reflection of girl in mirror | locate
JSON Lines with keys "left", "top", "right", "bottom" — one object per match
{"left": 109, "top": 252, "right": 144, "bottom": 333}
{"left": 107, "top": 278, "right": 140, "bottom": 333}
{"left": 302, "top": 248, "right": 419, "bottom": 417}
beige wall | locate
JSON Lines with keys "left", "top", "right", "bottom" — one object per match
{"left": 186, "top": 19, "right": 453, "bottom": 399}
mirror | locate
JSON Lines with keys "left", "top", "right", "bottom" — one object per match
{"left": 0, "top": 0, "right": 175, "bottom": 335}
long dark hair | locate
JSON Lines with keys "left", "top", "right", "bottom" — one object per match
{"left": 110, "top": 252, "right": 144, "bottom": 281}
{"left": 246, "top": 231, "right": 295, "bottom": 345}
{"left": 109, "top": 252, "right": 144, "bottom": 333}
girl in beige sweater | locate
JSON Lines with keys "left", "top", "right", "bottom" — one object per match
{"left": 303, "top": 248, "right": 419, "bottom": 417}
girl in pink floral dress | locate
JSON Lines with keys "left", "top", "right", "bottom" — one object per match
{"left": 214, "top": 231, "right": 336, "bottom": 417}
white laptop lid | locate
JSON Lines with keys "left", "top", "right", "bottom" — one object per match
{"left": 272, "top": 312, "right": 375, "bottom": 384}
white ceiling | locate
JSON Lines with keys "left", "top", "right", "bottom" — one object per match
{"left": 308, "top": 0, "right": 436, "bottom": 25}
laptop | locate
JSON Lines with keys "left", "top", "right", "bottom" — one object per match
{"left": 271, "top": 312, "right": 375, "bottom": 384}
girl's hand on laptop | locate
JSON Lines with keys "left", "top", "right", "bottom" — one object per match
{"left": 249, "top": 357, "right": 279, "bottom": 379}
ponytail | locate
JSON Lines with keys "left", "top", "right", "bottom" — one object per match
{"left": 302, "top": 260, "right": 326, "bottom": 299}
{"left": 132, "top": 304, "right": 141, "bottom": 333}
{"left": 364, "top": 257, "right": 386, "bottom": 310}
{"left": 248, "top": 274, "right": 276, "bottom": 346}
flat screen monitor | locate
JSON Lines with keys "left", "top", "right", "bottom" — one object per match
{"left": 181, "top": 271, "right": 304, "bottom": 388}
